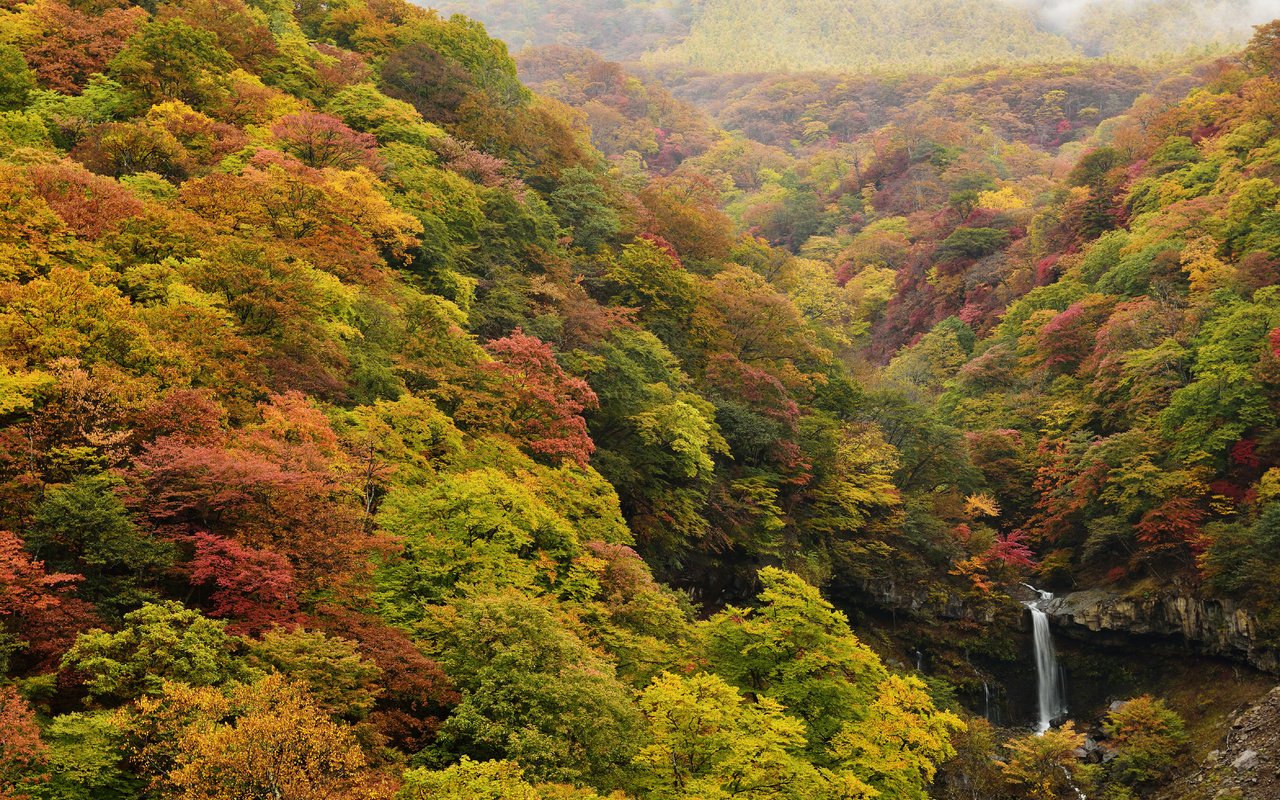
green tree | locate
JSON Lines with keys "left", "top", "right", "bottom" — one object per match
{"left": 549, "top": 166, "right": 620, "bottom": 253}
{"left": 700, "top": 568, "right": 888, "bottom": 752}
{"left": 375, "top": 468, "right": 590, "bottom": 618}
{"left": 604, "top": 240, "right": 701, "bottom": 360}
{"left": 401, "top": 758, "right": 541, "bottom": 800}
{"left": 61, "top": 602, "right": 247, "bottom": 702}
{"left": 936, "top": 227, "right": 1010, "bottom": 261}
{"left": 245, "top": 628, "right": 381, "bottom": 722}
{"left": 30, "top": 474, "right": 175, "bottom": 615}
{"left": 420, "top": 593, "right": 642, "bottom": 787}
{"left": 29, "top": 712, "right": 142, "bottom": 800}
{"left": 0, "top": 46, "right": 35, "bottom": 112}
{"left": 581, "top": 329, "right": 724, "bottom": 558}
{"left": 108, "top": 19, "right": 234, "bottom": 111}
{"left": 829, "top": 674, "right": 965, "bottom": 799}
{"left": 634, "top": 671, "right": 872, "bottom": 800}
{"left": 1159, "top": 290, "right": 1280, "bottom": 466}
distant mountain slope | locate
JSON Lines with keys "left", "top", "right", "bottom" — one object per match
{"left": 1054, "top": 0, "right": 1276, "bottom": 59}
{"left": 655, "top": 0, "right": 1076, "bottom": 73}
{"left": 430, "top": 0, "right": 1277, "bottom": 72}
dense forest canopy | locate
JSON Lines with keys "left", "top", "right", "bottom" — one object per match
{"left": 4, "top": 0, "right": 1280, "bottom": 797}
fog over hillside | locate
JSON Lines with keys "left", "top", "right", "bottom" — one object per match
{"left": 1008, "top": 0, "right": 1280, "bottom": 55}
{"left": 1011, "top": 0, "right": 1279, "bottom": 32}
{"left": 431, "top": 0, "right": 1280, "bottom": 70}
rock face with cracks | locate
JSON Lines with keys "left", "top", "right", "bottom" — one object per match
{"left": 1044, "top": 590, "right": 1279, "bottom": 673}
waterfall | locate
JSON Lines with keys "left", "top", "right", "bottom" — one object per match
{"left": 1022, "top": 585, "right": 1067, "bottom": 734}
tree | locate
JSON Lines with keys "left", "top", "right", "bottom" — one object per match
{"left": 936, "top": 227, "right": 1010, "bottom": 261}
{"left": 0, "top": 531, "right": 79, "bottom": 626}
{"left": 1245, "top": 20, "right": 1280, "bottom": 76}
{"left": 579, "top": 329, "right": 724, "bottom": 558}
{"left": 549, "top": 166, "right": 620, "bottom": 253}
{"left": 326, "top": 84, "right": 441, "bottom": 147}
{"left": 22, "top": 2, "right": 146, "bottom": 94}
{"left": 1032, "top": 295, "right": 1114, "bottom": 376}
{"left": 1159, "top": 292, "right": 1279, "bottom": 467}
{"left": 29, "top": 162, "right": 144, "bottom": 239}
{"left": 400, "top": 758, "right": 541, "bottom": 800}
{"left": 0, "top": 530, "right": 90, "bottom": 673}
{"left": 700, "top": 568, "right": 888, "bottom": 751}
{"left": 130, "top": 393, "right": 373, "bottom": 594}
{"left": 0, "top": 46, "right": 34, "bottom": 112}
{"left": 603, "top": 240, "right": 701, "bottom": 360}
{"left": 442, "top": 331, "right": 598, "bottom": 467}
{"left": 31, "top": 712, "right": 141, "bottom": 800}
{"left": 420, "top": 593, "right": 641, "bottom": 786}
{"left": 187, "top": 533, "right": 298, "bottom": 634}
{"left": 375, "top": 468, "right": 586, "bottom": 614}
{"left": 155, "top": 0, "right": 278, "bottom": 72}
{"left": 379, "top": 41, "right": 475, "bottom": 123}
{"left": 108, "top": 19, "right": 234, "bottom": 111}
{"left": 633, "top": 671, "right": 869, "bottom": 800}
{"left": 999, "top": 722, "right": 1087, "bottom": 800}
{"left": 0, "top": 685, "right": 46, "bottom": 800}
{"left": 399, "top": 15, "right": 529, "bottom": 108}
{"left": 699, "top": 265, "right": 826, "bottom": 375}
{"left": 71, "top": 121, "right": 190, "bottom": 179}
{"left": 30, "top": 474, "right": 175, "bottom": 615}
{"left": 829, "top": 675, "right": 965, "bottom": 799}
{"left": 1102, "top": 696, "right": 1187, "bottom": 785}
{"left": 153, "top": 675, "right": 373, "bottom": 800}
{"left": 61, "top": 601, "right": 247, "bottom": 702}
{"left": 932, "top": 718, "right": 1004, "bottom": 800}
{"left": 271, "top": 113, "right": 382, "bottom": 171}
{"left": 311, "top": 607, "right": 458, "bottom": 750}
{"left": 245, "top": 627, "right": 381, "bottom": 722}
{"left": 639, "top": 175, "right": 734, "bottom": 263}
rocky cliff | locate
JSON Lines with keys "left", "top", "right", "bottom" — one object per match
{"left": 1044, "top": 590, "right": 1279, "bottom": 673}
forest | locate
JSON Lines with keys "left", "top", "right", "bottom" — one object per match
{"left": 2, "top": 0, "right": 1280, "bottom": 798}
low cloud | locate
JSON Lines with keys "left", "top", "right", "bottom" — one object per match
{"left": 1005, "top": 0, "right": 1280, "bottom": 39}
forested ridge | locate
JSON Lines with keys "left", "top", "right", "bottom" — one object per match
{"left": 2, "top": 0, "right": 1280, "bottom": 797}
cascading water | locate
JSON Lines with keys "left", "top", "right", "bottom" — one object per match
{"left": 1022, "top": 585, "right": 1067, "bottom": 735}
{"left": 1022, "top": 586, "right": 1086, "bottom": 798}
{"left": 982, "top": 680, "right": 1002, "bottom": 726}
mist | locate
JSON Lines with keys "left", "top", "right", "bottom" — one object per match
{"left": 1005, "top": 0, "right": 1280, "bottom": 40}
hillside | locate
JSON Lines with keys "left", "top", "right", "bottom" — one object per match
{"left": 655, "top": 0, "right": 1076, "bottom": 73}
{"left": 3, "top": 0, "right": 1280, "bottom": 798}
{"left": 0, "top": 0, "right": 1001, "bottom": 798}
{"left": 437, "top": 0, "right": 1276, "bottom": 72}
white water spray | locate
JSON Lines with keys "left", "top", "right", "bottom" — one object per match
{"left": 1022, "top": 584, "right": 1067, "bottom": 735}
